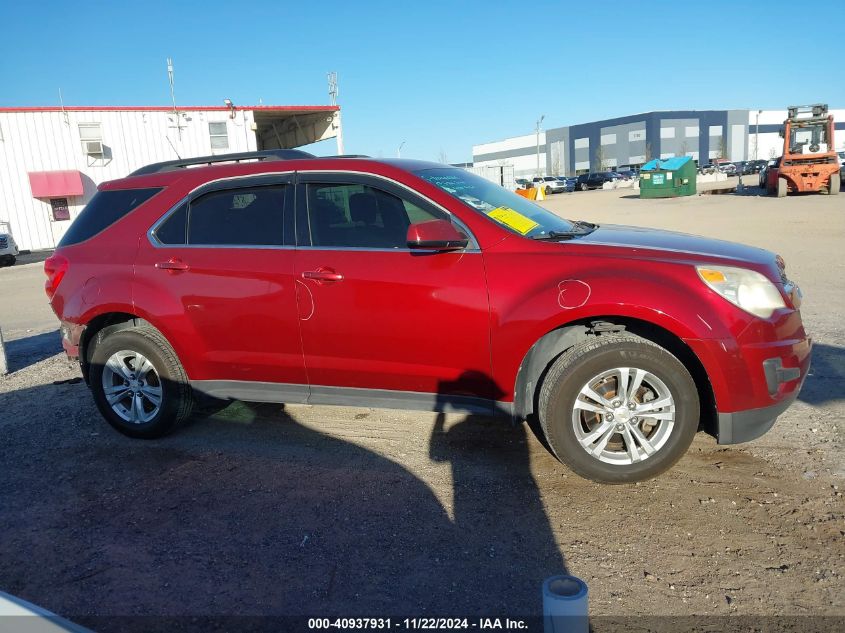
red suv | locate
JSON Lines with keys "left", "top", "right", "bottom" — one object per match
{"left": 45, "top": 150, "right": 811, "bottom": 483}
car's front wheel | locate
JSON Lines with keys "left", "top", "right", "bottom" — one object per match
{"left": 538, "top": 333, "right": 699, "bottom": 483}
{"left": 89, "top": 324, "right": 193, "bottom": 438}
{"left": 579, "top": 183, "right": 588, "bottom": 191}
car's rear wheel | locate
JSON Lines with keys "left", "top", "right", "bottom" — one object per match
{"left": 89, "top": 324, "right": 193, "bottom": 438}
{"left": 777, "top": 177, "right": 788, "bottom": 198}
{"left": 545, "top": 186, "right": 552, "bottom": 195}
{"left": 829, "top": 175, "right": 840, "bottom": 195}
{"left": 538, "top": 333, "right": 699, "bottom": 483}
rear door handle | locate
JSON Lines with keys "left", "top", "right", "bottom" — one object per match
{"left": 302, "top": 269, "right": 344, "bottom": 283}
{"left": 155, "top": 259, "right": 190, "bottom": 272}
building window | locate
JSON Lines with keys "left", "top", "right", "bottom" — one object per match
{"left": 601, "top": 133, "right": 617, "bottom": 145}
{"left": 629, "top": 129, "right": 645, "bottom": 142}
{"left": 574, "top": 137, "right": 589, "bottom": 150}
{"left": 50, "top": 198, "right": 70, "bottom": 221}
{"left": 209, "top": 122, "right": 229, "bottom": 150}
{"left": 685, "top": 126, "right": 699, "bottom": 138}
{"left": 709, "top": 125, "right": 723, "bottom": 137}
{"left": 660, "top": 127, "right": 675, "bottom": 139}
{"left": 78, "top": 123, "right": 104, "bottom": 155}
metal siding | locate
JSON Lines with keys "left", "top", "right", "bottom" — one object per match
{"left": 0, "top": 108, "right": 263, "bottom": 250}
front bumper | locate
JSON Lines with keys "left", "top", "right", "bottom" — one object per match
{"left": 685, "top": 317, "right": 812, "bottom": 444}
{"left": 716, "top": 373, "right": 805, "bottom": 444}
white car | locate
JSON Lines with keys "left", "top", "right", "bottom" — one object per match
{"left": 0, "top": 232, "right": 19, "bottom": 266}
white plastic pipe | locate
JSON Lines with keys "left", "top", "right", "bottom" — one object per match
{"left": 543, "top": 575, "right": 588, "bottom": 633}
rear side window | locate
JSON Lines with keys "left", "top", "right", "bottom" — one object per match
{"left": 188, "top": 185, "right": 286, "bottom": 246}
{"left": 58, "top": 187, "right": 161, "bottom": 247}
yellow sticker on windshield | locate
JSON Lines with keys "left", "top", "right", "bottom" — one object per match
{"left": 487, "top": 207, "right": 539, "bottom": 235}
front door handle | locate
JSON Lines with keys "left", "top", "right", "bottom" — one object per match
{"left": 302, "top": 269, "right": 344, "bottom": 283}
{"left": 155, "top": 258, "right": 190, "bottom": 272}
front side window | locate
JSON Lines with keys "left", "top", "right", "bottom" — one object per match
{"left": 304, "top": 183, "right": 445, "bottom": 249}
{"left": 209, "top": 122, "right": 229, "bottom": 150}
{"left": 185, "top": 185, "right": 285, "bottom": 246}
{"left": 417, "top": 168, "right": 575, "bottom": 239}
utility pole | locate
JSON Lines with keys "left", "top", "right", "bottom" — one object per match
{"left": 536, "top": 114, "right": 545, "bottom": 177}
{"left": 397, "top": 141, "right": 406, "bottom": 158}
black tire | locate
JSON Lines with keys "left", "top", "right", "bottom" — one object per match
{"left": 89, "top": 324, "right": 193, "bottom": 438}
{"left": 579, "top": 183, "right": 588, "bottom": 191}
{"left": 545, "top": 186, "right": 552, "bottom": 195}
{"left": 829, "top": 175, "right": 840, "bottom": 195}
{"left": 538, "top": 333, "right": 699, "bottom": 484}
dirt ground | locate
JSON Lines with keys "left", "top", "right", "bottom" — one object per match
{"left": 0, "top": 184, "right": 842, "bottom": 631}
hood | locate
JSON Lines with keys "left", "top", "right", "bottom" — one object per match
{"left": 578, "top": 223, "right": 776, "bottom": 269}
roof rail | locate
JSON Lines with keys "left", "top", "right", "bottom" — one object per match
{"left": 129, "top": 149, "right": 316, "bottom": 176}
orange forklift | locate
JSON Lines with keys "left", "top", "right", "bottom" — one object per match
{"left": 774, "top": 104, "right": 839, "bottom": 197}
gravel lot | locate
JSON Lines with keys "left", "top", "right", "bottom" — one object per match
{"left": 0, "top": 185, "right": 843, "bottom": 631}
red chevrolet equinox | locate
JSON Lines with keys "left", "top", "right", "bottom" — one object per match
{"left": 45, "top": 150, "right": 811, "bottom": 483}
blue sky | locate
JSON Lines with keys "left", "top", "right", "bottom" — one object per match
{"left": 2, "top": 0, "right": 844, "bottom": 163}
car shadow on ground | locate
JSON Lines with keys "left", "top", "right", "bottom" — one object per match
{"left": 3, "top": 329, "right": 61, "bottom": 373}
{"left": 800, "top": 343, "right": 845, "bottom": 406}
{"left": 0, "top": 378, "right": 567, "bottom": 628}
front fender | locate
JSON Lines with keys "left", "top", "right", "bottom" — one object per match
{"left": 486, "top": 252, "right": 754, "bottom": 402}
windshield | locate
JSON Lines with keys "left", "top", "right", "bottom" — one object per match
{"left": 789, "top": 122, "right": 829, "bottom": 153}
{"left": 416, "top": 167, "right": 575, "bottom": 238}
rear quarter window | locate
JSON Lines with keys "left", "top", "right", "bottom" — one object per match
{"left": 58, "top": 187, "right": 162, "bottom": 247}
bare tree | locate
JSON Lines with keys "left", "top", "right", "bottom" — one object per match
{"left": 552, "top": 143, "right": 562, "bottom": 176}
{"left": 594, "top": 145, "right": 609, "bottom": 172}
{"left": 438, "top": 148, "right": 449, "bottom": 164}
{"left": 645, "top": 142, "right": 653, "bottom": 162}
{"left": 719, "top": 137, "right": 727, "bottom": 159}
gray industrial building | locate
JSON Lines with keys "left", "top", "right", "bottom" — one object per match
{"left": 472, "top": 108, "right": 845, "bottom": 178}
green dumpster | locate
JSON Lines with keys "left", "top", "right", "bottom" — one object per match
{"left": 639, "top": 156, "right": 697, "bottom": 198}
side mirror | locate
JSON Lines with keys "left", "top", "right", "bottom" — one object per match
{"left": 406, "top": 220, "right": 469, "bottom": 251}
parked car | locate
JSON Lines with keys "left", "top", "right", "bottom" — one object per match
{"left": 701, "top": 159, "right": 736, "bottom": 176}
{"left": 745, "top": 160, "right": 767, "bottom": 174}
{"left": 45, "top": 150, "right": 811, "bottom": 483}
{"left": 615, "top": 170, "right": 637, "bottom": 180}
{"left": 0, "top": 231, "right": 18, "bottom": 266}
{"left": 759, "top": 157, "right": 781, "bottom": 193}
{"left": 555, "top": 177, "right": 575, "bottom": 192}
{"left": 575, "top": 172, "right": 619, "bottom": 191}
{"left": 514, "top": 178, "right": 531, "bottom": 190}
{"left": 533, "top": 176, "right": 568, "bottom": 194}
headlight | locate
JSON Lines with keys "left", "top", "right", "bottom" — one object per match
{"left": 696, "top": 265, "right": 786, "bottom": 318}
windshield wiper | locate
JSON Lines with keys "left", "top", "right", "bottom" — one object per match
{"left": 532, "top": 221, "right": 597, "bottom": 240}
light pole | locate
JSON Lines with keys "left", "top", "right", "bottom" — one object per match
{"left": 755, "top": 110, "right": 762, "bottom": 161}
{"left": 536, "top": 115, "right": 545, "bottom": 177}
{"left": 397, "top": 141, "right": 406, "bottom": 158}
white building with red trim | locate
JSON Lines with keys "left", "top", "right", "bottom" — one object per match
{"left": 0, "top": 104, "right": 342, "bottom": 251}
